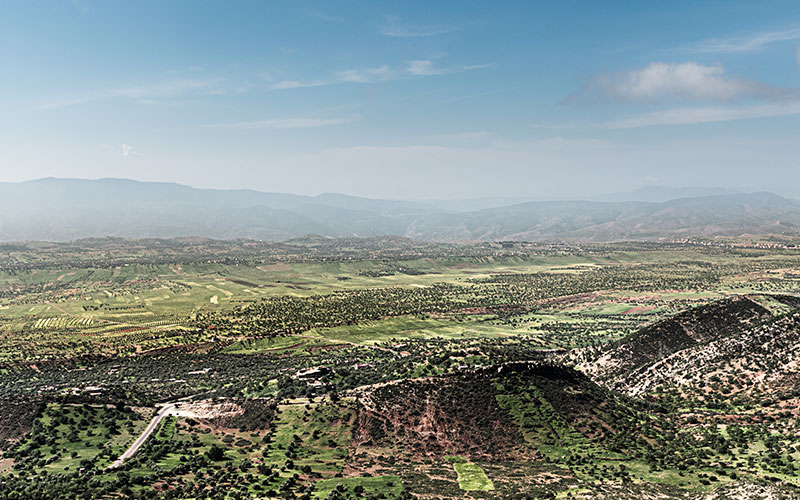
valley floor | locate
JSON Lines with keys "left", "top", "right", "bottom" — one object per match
{"left": 2, "top": 237, "right": 800, "bottom": 499}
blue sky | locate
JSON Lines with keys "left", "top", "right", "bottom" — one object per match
{"left": 2, "top": 0, "right": 800, "bottom": 198}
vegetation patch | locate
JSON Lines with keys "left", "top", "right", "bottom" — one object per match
{"left": 452, "top": 460, "right": 494, "bottom": 491}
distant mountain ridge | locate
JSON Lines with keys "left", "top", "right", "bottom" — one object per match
{"left": 1, "top": 178, "right": 799, "bottom": 242}
{"left": 590, "top": 185, "right": 730, "bottom": 203}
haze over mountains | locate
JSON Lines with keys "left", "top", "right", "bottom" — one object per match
{"left": 1, "top": 178, "right": 799, "bottom": 243}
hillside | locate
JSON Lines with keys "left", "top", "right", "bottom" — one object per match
{"left": 352, "top": 362, "right": 656, "bottom": 461}
{"left": 573, "top": 294, "right": 800, "bottom": 400}
{"left": 2, "top": 178, "right": 800, "bottom": 242}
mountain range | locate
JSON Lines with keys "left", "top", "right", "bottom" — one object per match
{"left": 1, "top": 177, "right": 799, "bottom": 242}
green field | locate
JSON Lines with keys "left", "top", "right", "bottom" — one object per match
{"left": 446, "top": 456, "right": 495, "bottom": 491}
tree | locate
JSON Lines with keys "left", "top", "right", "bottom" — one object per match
{"left": 206, "top": 445, "right": 225, "bottom": 461}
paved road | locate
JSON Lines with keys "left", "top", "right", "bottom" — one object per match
{"left": 107, "top": 403, "right": 176, "bottom": 469}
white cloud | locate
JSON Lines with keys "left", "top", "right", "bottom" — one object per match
{"left": 269, "top": 66, "right": 395, "bottom": 90}
{"left": 121, "top": 144, "right": 142, "bottom": 157}
{"left": 207, "top": 115, "right": 360, "bottom": 129}
{"left": 40, "top": 79, "right": 216, "bottom": 110}
{"left": 269, "top": 80, "right": 328, "bottom": 90}
{"left": 568, "top": 62, "right": 765, "bottom": 103}
{"left": 407, "top": 60, "right": 440, "bottom": 76}
{"left": 270, "top": 60, "right": 492, "bottom": 91}
{"left": 407, "top": 60, "right": 493, "bottom": 76}
{"left": 602, "top": 102, "right": 800, "bottom": 128}
{"left": 694, "top": 26, "right": 800, "bottom": 52}
{"left": 335, "top": 66, "right": 394, "bottom": 83}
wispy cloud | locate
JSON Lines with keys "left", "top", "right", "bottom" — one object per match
{"left": 268, "top": 66, "right": 394, "bottom": 90}
{"left": 694, "top": 26, "right": 800, "bottom": 52}
{"left": 304, "top": 9, "right": 345, "bottom": 23}
{"left": 602, "top": 102, "right": 800, "bottom": 128}
{"left": 407, "top": 60, "right": 493, "bottom": 76}
{"left": 207, "top": 115, "right": 360, "bottom": 130}
{"left": 40, "top": 79, "right": 216, "bottom": 110}
{"left": 121, "top": 144, "right": 142, "bottom": 157}
{"left": 379, "top": 18, "right": 461, "bottom": 38}
{"left": 270, "top": 60, "right": 491, "bottom": 91}
{"left": 335, "top": 66, "right": 394, "bottom": 83}
{"left": 269, "top": 80, "right": 329, "bottom": 90}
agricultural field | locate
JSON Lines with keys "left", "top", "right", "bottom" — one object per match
{"left": 2, "top": 236, "right": 800, "bottom": 498}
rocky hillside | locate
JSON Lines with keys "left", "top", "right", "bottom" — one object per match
{"left": 565, "top": 482, "right": 800, "bottom": 500}
{"left": 572, "top": 294, "right": 800, "bottom": 399}
{"left": 351, "top": 362, "right": 655, "bottom": 460}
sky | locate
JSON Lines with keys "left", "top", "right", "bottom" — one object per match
{"left": 2, "top": 0, "right": 800, "bottom": 199}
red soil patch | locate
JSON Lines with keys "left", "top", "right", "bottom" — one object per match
{"left": 621, "top": 306, "right": 655, "bottom": 315}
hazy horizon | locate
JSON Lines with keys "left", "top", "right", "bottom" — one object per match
{"left": 3, "top": 1, "right": 800, "bottom": 199}
{"left": 0, "top": 175, "right": 757, "bottom": 203}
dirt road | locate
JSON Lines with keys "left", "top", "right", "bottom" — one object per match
{"left": 107, "top": 403, "right": 176, "bottom": 469}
